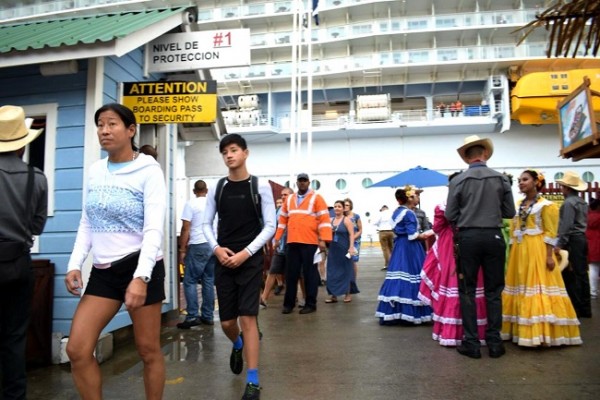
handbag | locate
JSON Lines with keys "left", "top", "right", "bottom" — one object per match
{"left": 0, "top": 165, "right": 34, "bottom": 284}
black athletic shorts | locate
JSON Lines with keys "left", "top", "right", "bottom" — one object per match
{"left": 85, "top": 254, "right": 165, "bottom": 306}
{"left": 215, "top": 252, "right": 264, "bottom": 321}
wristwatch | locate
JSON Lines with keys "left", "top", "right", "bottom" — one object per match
{"left": 137, "top": 276, "right": 151, "bottom": 284}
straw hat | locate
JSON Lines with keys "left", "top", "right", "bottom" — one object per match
{"left": 0, "top": 105, "right": 43, "bottom": 153}
{"left": 457, "top": 135, "right": 494, "bottom": 163}
{"left": 555, "top": 170, "right": 587, "bottom": 191}
{"left": 556, "top": 249, "right": 569, "bottom": 272}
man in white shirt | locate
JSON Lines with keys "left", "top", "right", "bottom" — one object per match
{"left": 177, "top": 180, "right": 216, "bottom": 328}
{"left": 373, "top": 205, "right": 394, "bottom": 270}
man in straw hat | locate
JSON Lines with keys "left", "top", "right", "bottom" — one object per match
{"left": 0, "top": 105, "right": 48, "bottom": 399}
{"left": 554, "top": 170, "right": 591, "bottom": 318}
{"left": 445, "top": 135, "right": 515, "bottom": 359}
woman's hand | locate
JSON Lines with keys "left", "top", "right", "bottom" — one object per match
{"left": 546, "top": 256, "right": 556, "bottom": 271}
{"left": 65, "top": 270, "right": 83, "bottom": 296}
{"left": 125, "top": 278, "right": 148, "bottom": 310}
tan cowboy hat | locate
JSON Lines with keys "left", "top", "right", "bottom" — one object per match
{"left": 555, "top": 170, "right": 587, "bottom": 191}
{"left": 0, "top": 105, "right": 43, "bottom": 153}
{"left": 556, "top": 249, "right": 569, "bottom": 272}
{"left": 457, "top": 135, "right": 494, "bottom": 163}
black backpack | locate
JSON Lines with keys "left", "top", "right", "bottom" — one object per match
{"left": 214, "top": 175, "right": 263, "bottom": 227}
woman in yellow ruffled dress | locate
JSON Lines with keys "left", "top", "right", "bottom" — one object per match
{"left": 501, "top": 170, "right": 582, "bottom": 347}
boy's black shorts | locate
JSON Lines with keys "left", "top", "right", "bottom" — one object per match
{"left": 215, "top": 252, "right": 264, "bottom": 321}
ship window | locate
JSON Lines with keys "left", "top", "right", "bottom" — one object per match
{"left": 311, "top": 179, "right": 321, "bottom": 190}
{"left": 336, "top": 179, "right": 347, "bottom": 190}
{"left": 562, "top": 85, "right": 569, "bottom": 90}
{"left": 551, "top": 74, "right": 558, "bottom": 79}
{"left": 560, "top": 73, "right": 568, "bottom": 78}
{"left": 362, "top": 178, "right": 373, "bottom": 188}
{"left": 582, "top": 171, "right": 594, "bottom": 183}
{"left": 552, "top": 85, "right": 559, "bottom": 90}
{"left": 554, "top": 172, "right": 564, "bottom": 180}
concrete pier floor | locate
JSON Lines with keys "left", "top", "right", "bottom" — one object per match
{"left": 27, "top": 247, "right": 600, "bottom": 399}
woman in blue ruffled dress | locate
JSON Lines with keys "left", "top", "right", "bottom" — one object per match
{"left": 376, "top": 188, "right": 432, "bottom": 324}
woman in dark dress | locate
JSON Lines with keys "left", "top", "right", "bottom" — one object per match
{"left": 326, "top": 200, "right": 357, "bottom": 303}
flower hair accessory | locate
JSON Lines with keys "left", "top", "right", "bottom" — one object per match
{"left": 526, "top": 168, "right": 545, "bottom": 188}
{"left": 403, "top": 185, "right": 415, "bottom": 197}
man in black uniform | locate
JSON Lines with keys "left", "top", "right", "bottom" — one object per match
{"left": 446, "top": 135, "right": 515, "bottom": 359}
{"left": 0, "top": 105, "right": 48, "bottom": 399}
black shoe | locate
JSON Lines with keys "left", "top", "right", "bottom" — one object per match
{"left": 273, "top": 285, "right": 283, "bottom": 295}
{"left": 489, "top": 344, "right": 506, "bottom": 358}
{"left": 381, "top": 267, "right": 388, "bottom": 271}
{"left": 176, "top": 317, "right": 201, "bottom": 329}
{"left": 299, "top": 307, "right": 316, "bottom": 314}
{"left": 199, "top": 317, "right": 214, "bottom": 326}
{"left": 318, "top": 279, "right": 325, "bottom": 287}
{"left": 230, "top": 340, "right": 244, "bottom": 375}
{"left": 456, "top": 344, "right": 481, "bottom": 359}
{"left": 281, "top": 307, "right": 293, "bottom": 314}
{"left": 241, "top": 383, "right": 261, "bottom": 400}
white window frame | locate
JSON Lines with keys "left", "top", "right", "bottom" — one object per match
{"left": 23, "top": 103, "right": 57, "bottom": 218}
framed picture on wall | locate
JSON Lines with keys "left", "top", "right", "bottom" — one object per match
{"left": 558, "top": 77, "right": 599, "bottom": 158}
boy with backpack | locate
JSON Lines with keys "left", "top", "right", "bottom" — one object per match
{"left": 202, "top": 134, "right": 276, "bottom": 400}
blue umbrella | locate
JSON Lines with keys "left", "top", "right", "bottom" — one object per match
{"left": 369, "top": 166, "right": 448, "bottom": 188}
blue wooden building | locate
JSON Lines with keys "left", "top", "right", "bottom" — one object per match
{"left": 0, "top": 7, "right": 193, "bottom": 341}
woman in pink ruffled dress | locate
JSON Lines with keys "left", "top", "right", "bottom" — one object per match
{"left": 418, "top": 173, "right": 487, "bottom": 346}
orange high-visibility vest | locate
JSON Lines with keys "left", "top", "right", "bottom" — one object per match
{"left": 275, "top": 190, "right": 332, "bottom": 245}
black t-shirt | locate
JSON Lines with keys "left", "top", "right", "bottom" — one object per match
{"left": 217, "top": 179, "right": 262, "bottom": 253}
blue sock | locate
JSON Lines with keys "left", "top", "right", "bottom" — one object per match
{"left": 247, "top": 369, "right": 259, "bottom": 385}
{"left": 233, "top": 335, "right": 243, "bottom": 350}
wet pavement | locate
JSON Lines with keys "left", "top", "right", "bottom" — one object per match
{"left": 27, "top": 246, "right": 600, "bottom": 399}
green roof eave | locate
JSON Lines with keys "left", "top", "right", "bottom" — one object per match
{"left": 0, "top": 8, "right": 186, "bottom": 69}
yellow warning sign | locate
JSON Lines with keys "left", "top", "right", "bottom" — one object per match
{"left": 122, "top": 81, "right": 217, "bottom": 124}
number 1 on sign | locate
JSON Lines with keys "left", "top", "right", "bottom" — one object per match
{"left": 213, "top": 32, "right": 232, "bottom": 48}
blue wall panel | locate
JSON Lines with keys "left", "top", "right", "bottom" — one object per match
{"left": 54, "top": 190, "right": 82, "bottom": 212}
{"left": 54, "top": 169, "right": 83, "bottom": 190}
{"left": 42, "top": 211, "right": 82, "bottom": 233}
{"left": 55, "top": 148, "right": 84, "bottom": 169}
{"left": 40, "top": 232, "right": 81, "bottom": 254}
{"left": 56, "top": 126, "right": 85, "bottom": 148}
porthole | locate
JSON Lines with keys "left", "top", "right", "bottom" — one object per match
{"left": 311, "top": 179, "right": 321, "bottom": 190}
{"left": 362, "top": 177, "right": 373, "bottom": 188}
{"left": 582, "top": 171, "right": 594, "bottom": 183}
{"left": 336, "top": 179, "right": 347, "bottom": 190}
{"left": 554, "top": 172, "right": 564, "bottom": 181}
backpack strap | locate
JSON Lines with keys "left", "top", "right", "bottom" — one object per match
{"left": 25, "top": 165, "right": 34, "bottom": 233}
{"left": 249, "top": 175, "right": 263, "bottom": 228}
{"left": 215, "top": 176, "right": 227, "bottom": 216}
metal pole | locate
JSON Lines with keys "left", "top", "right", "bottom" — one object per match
{"left": 289, "top": 0, "right": 299, "bottom": 185}
{"left": 307, "top": 7, "right": 313, "bottom": 178}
